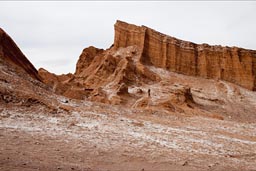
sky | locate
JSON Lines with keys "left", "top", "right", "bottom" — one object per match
{"left": 0, "top": 1, "right": 256, "bottom": 74}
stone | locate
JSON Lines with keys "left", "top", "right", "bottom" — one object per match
{"left": 114, "top": 20, "right": 256, "bottom": 91}
{"left": 0, "top": 28, "right": 41, "bottom": 81}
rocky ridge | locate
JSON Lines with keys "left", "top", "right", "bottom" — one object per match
{"left": 0, "top": 28, "right": 41, "bottom": 81}
{"left": 1, "top": 21, "right": 256, "bottom": 171}
{"left": 36, "top": 21, "right": 256, "bottom": 122}
{"left": 114, "top": 20, "right": 256, "bottom": 91}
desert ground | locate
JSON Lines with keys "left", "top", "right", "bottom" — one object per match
{"left": 1, "top": 21, "right": 256, "bottom": 171}
{"left": 1, "top": 69, "right": 256, "bottom": 170}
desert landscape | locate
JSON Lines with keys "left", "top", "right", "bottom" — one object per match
{"left": 1, "top": 20, "right": 256, "bottom": 171}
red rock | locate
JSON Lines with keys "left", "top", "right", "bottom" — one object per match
{"left": 39, "top": 44, "right": 161, "bottom": 103}
{"left": 38, "top": 68, "right": 87, "bottom": 100}
{"left": 32, "top": 21, "right": 255, "bottom": 120}
{"left": 0, "top": 28, "right": 41, "bottom": 81}
{"left": 0, "top": 29, "right": 62, "bottom": 113}
{"left": 75, "top": 46, "right": 104, "bottom": 75}
{"left": 114, "top": 20, "right": 256, "bottom": 91}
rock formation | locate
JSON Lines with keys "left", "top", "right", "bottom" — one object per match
{"left": 114, "top": 20, "right": 256, "bottom": 91}
{"left": 39, "top": 46, "right": 160, "bottom": 103}
{"left": 37, "top": 20, "right": 256, "bottom": 117}
{"left": 2, "top": 47, "right": 256, "bottom": 170}
{"left": 0, "top": 28, "right": 41, "bottom": 81}
{"left": 0, "top": 28, "right": 65, "bottom": 114}
{"left": 1, "top": 23, "right": 256, "bottom": 171}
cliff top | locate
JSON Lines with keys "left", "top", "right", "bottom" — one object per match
{"left": 115, "top": 20, "right": 256, "bottom": 53}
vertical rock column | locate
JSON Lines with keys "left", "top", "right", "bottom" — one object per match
{"left": 253, "top": 55, "right": 256, "bottom": 90}
{"left": 162, "top": 36, "right": 168, "bottom": 68}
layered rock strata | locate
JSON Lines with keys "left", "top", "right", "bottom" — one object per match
{"left": 114, "top": 20, "right": 256, "bottom": 91}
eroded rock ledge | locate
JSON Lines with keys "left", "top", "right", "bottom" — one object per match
{"left": 114, "top": 20, "right": 256, "bottom": 91}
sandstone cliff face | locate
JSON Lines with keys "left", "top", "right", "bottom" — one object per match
{"left": 37, "top": 20, "right": 256, "bottom": 117}
{"left": 0, "top": 28, "right": 41, "bottom": 81}
{"left": 114, "top": 21, "right": 146, "bottom": 56}
{"left": 1, "top": 22, "right": 256, "bottom": 123}
{"left": 114, "top": 20, "right": 256, "bottom": 91}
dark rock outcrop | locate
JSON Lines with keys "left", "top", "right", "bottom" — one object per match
{"left": 0, "top": 28, "right": 41, "bottom": 81}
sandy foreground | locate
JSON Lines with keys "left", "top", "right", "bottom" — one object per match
{"left": 1, "top": 17, "right": 256, "bottom": 171}
{"left": 1, "top": 99, "right": 256, "bottom": 171}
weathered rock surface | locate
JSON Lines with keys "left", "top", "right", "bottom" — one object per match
{"left": 39, "top": 46, "right": 160, "bottom": 103}
{"left": 0, "top": 28, "right": 68, "bottom": 114}
{"left": 36, "top": 21, "right": 256, "bottom": 122}
{"left": 1, "top": 21, "right": 256, "bottom": 171}
{"left": 114, "top": 20, "right": 256, "bottom": 91}
{"left": 1, "top": 22, "right": 255, "bottom": 122}
{"left": 75, "top": 46, "right": 104, "bottom": 75}
{"left": 0, "top": 28, "right": 41, "bottom": 81}
{"left": 0, "top": 50, "right": 60, "bottom": 113}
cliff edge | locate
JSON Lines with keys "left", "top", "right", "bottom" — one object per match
{"left": 114, "top": 20, "right": 256, "bottom": 91}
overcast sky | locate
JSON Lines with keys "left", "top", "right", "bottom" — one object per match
{"left": 1, "top": 1, "right": 256, "bottom": 74}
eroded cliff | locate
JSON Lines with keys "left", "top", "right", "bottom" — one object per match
{"left": 36, "top": 20, "right": 256, "bottom": 118}
{"left": 114, "top": 20, "right": 256, "bottom": 91}
{"left": 1, "top": 22, "right": 256, "bottom": 171}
